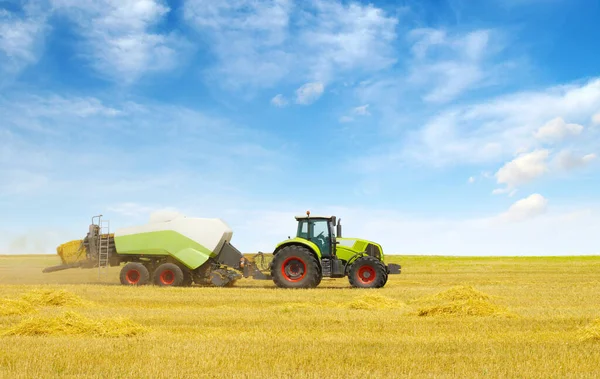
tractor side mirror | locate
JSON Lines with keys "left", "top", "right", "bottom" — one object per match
{"left": 336, "top": 219, "right": 342, "bottom": 238}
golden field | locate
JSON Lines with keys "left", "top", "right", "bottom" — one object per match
{"left": 1, "top": 254, "right": 599, "bottom": 378}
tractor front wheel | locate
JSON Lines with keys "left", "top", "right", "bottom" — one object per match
{"left": 348, "top": 256, "right": 387, "bottom": 288}
{"left": 271, "top": 245, "right": 321, "bottom": 289}
{"left": 153, "top": 263, "right": 184, "bottom": 287}
{"left": 120, "top": 262, "right": 150, "bottom": 286}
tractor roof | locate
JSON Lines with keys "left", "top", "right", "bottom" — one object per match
{"left": 294, "top": 215, "right": 335, "bottom": 221}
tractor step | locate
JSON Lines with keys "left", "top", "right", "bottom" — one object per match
{"left": 321, "top": 258, "right": 345, "bottom": 278}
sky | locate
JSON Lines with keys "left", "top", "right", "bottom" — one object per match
{"left": 0, "top": 0, "right": 599, "bottom": 256}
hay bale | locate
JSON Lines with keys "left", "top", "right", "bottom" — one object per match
{"left": 3, "top": 311, "right": 147, "bottom": 337}
{"left": 21, "top": 289, "right": 91, "bottom": 307}
{"left": 417, "top": 285, "right": 491, "bottom": 303}
{"left": 415, "top": 286, "right": 513, "bottom": 317}
{"left": 580, "top": 319, "right": 600, "bottom": 342}
{"left": 0, "top": 299, "right": 37, "bottom": 316}
{"left": 347, "top": 294, "right": 405, "bottom": 310}
{"left": 418, "top": 299, "right": 506, "bottom": 317}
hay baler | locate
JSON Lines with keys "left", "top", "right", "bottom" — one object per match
{"left": 45, "top": 214, "right": 267, "bottom": 287}
{"left": 44, "top": 212, "right": 400, "bottom": 288}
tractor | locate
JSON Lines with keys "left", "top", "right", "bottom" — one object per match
{"left": 269, "top": 212, "right": 400, "bottom": 289}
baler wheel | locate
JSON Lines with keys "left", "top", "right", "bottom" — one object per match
{"left": 120, "top": 263, "right": 150, "bottom": 286}
{"left": 182, "top": 269, "right": 193, "bottom": 287}
{"left": 153, "top": 263, "right": 184, "bottom": 287}
{"left": 271, "top": 245, "right": 321, "bottom": 289}
{"left": 348, "top": 256, "right": 387, "bottom": 289}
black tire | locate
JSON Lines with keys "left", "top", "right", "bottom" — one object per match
{"left": 120, "top": 262, "right": 150, "bottom": 286}
{"left": 271, "top": 245, "right": 321, "bottom": 289}
{"left": 182, "top": 269, "right": 193, "bottom": 286}
{"left": 153, "top": 263, "right": 184, "bottom": 287}
{"left": 348, "top": 256, "right": 387, "bottom": 288}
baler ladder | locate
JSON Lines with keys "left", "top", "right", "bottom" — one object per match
{"left": 98, "top": 219, "right": 110, "bottom": 278}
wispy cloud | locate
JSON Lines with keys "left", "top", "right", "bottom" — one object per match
{"left": 270, "top": 94, "right": 288, "bottom": 107}
{"left": 354, "top": 78, "right": 600, "bottom": 171}
{"left": 184, "top": 0, "right": 398, "bottom": 91}
{"left": 407, "top": 28, "right": 504, "bottom": 103}
{"left": 0, "top": 1, "right": 48, "bottom": 79}
{"left": 51, "top": 0, "right": 187, "bottom": 83}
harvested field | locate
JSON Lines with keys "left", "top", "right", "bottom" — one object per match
{"left": 0, "top": 254, "right": 599, "bottom": 378}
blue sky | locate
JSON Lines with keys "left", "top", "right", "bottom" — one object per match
{"left": 1, "top": 0, "right": 599, "bottom": 256}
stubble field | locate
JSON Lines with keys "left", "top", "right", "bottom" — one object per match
{"left": 0, "top": 254, "right": 599, "bottom": 378}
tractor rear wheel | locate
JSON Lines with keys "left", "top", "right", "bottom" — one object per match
{"left": 348, "top": 256, "right": 387, "bottom": 288}
{"left": 271, "top": 245, "right": 321, "bottom": 289}
{"left": 120, "top": 262, "right": 150, "bottom": 286}
{"left": 153, "top": 263, "right": 184, "bottom": 287}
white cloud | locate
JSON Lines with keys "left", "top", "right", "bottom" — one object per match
{"left": 52, "top": 0, "right": 185, "bottom": 82}
{"left": 408, "top": 28, "right": 501, "bottom": 103}
{"left": 468, "top": 176, "right": 475, "bottom": 184}
{"left": 554, "top": 151, "right": 596, "bottom": 171}
{"left": 593, "top": 112, "right": 600, "bottom": 125}
{"left": 183, "top": 0, "right": 398, "bottom": 90}
{"left": 352, "top": 104, "right": 370, "bottom": 116}
{"left": 495, "top": 149, "right": 549, "bottom": 188}
{"left": 534, "top": 117, "right": 583, "bottom": 142}
{"left": 500, "top": 193, "right": 548, "bottom": 222}
{"left": 0, "top": 3, "right": 47, "bottom": 77}
{"left": 295, "top": 82, "right": 324, "bottom": 105}
{"left": 357, "top": 77, "right": 600, "bottom": 170}
{"left": 270, "top": 94, "right": 288, "bottom": 107}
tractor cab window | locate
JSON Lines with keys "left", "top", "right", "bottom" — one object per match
{"left": 311, "top": 220, "right": 331, "bottom": 258}
{"left": 297, "top": 221, "right": 309, "bottom": 239}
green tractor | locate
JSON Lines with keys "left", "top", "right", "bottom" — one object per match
{"left": 269, "top": 212, "right": 400, "bottom": 289}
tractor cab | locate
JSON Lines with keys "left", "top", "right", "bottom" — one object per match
{"left": 294, "top": 212, "right": 342, "bottom": 258}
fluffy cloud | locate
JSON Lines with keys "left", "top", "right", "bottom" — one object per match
{"left": 52, "top": 0, "right": 185, "bottom": 82}
{"left": 270, "top": 94, "right": 288, "bottom": 107}
{"left": 500, "top": 193, "right": 548, "bottom": 222}
{"left": 295, "top": 82, "right": 324, "bottom": 105}
{"left": 535, "top": 117, "right": 583, "bottom": 142}
{"left": 495, "top": 150, "right": 549, "bottom": 188}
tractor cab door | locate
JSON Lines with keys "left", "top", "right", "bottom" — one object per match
{"left": 297, "top": 219, "right": 332, "bottom": 258}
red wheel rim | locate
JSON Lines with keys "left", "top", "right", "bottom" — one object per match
{"left": 281, "top": 257, "right": 307, "bottom": 282}
{"left": 126, "top": 269, "right": 140, "bottom": 284}
{"left": 357, "top": 265, "right": 376, "bottom": 284}
{"left": 160, "top": 270, "right": 175, "bottom": 285}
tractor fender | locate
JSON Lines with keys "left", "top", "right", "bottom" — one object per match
{"left": 273, "top": 238, "right": 322, "bottom": 260}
